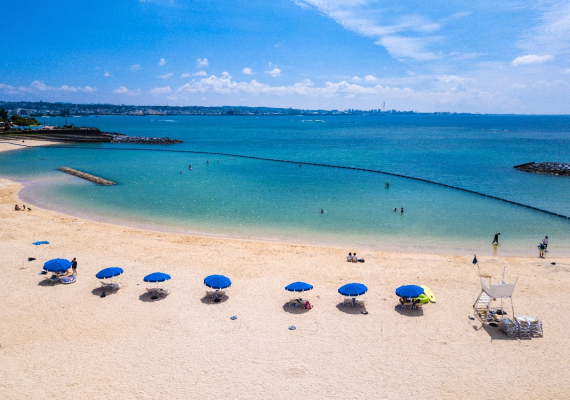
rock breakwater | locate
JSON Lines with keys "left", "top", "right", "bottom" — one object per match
{"left": 58, "top": 167, "right": 116, "bottom": 185}
{"left": 514, "top": 162, "right": 570, "bottom": 176}
{"left": 107, "top": 133, "right": 182, "bottom": 144}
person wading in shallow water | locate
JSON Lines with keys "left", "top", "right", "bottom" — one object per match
{"left": 492, "top": 233, "right": 500, "bottom": 245}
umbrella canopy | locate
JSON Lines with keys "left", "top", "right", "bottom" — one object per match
{"left": 338, "top": 283, "right": 368, "bottom": 297}
{"left": 204, "top": 274, "right": 231, "bottom": 289}
{"left": 285, "top": 281, "right": 313, "bottom": 292}
{"left": 96, "top": 267, "right": 124, "bottom": 280}
{"left": 395, "top": 285, "right": 424, "bottom": 298}
{"left": 144, "top": 272, "right": 171, "bottom": 283}
{"left": 33, "top": 241, "right": 49, "bottom": 245}
{"left": 43, "top": 258, "right": 71, "bottom": 273}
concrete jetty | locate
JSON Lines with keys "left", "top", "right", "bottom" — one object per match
{"left": 58, "top": 167, "right": 116, "bottom": 185}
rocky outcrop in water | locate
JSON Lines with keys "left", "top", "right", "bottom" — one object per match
{"left": 514, "top": 162, "right": 570, "bottom": 176}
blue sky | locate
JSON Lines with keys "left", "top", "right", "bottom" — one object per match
{"left": 1, "top": 0, "right": 569, "bottom": 113}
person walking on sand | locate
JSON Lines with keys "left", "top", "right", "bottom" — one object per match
{"left": 542, "top": 236, "right": 548, "bottom": 250}
{"left": 71, "top": 258, "right": 77, "bottom": 275}
{"left": 492, "top": 233, "right": 500, "bottom": 245}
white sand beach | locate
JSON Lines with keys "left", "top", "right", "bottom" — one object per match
{"left": 1, "top": 142, "right": 570, "bottom": 399}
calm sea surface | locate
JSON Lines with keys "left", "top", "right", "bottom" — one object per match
{"left": 1, "top": 115, "right": 569, "bottom": 256}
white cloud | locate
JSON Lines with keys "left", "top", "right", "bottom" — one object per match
{"left": 243, "top": 67, "right": 253, "bottom": 75}
{"left": 292, "top": 0, "right": 441, "bottom": 61}
{"left": 266, "top": 67, "right": 282, "bottom": 77}
{"left": 364, "top": 75, "right": 378, "bottom": 83}
{"left": 512, "top": 54, "right": 554, "bottom": 66}
{"left": 130, "top": 64, "right": 141, "bottom": 71}
{"left": 158, "top": 58, "right": 167, "bottom": 66}
{"left": 563, "top": 68, "right": 570, "bottom": 74}
{"left": 0, "top": 80, "right": 96, "bottom": 95}
{"left": 517, "top": 3, "right": 570, "bottom": 58}
{"left": 158, "top": 73, "right": 173, "bottom": 79}
{"left": 112, "top": 86, "right": 141, "bottom": 96}
{"left": 376, "top": 36, "right": 440, "bottom": 61}
{"left": 181, "top": 71, "right": 207, "bottom": 78}
{"left": 197, "top": 58, "right": 209, "bottom": 68}
{"left": 104, "top": 71, "right": 112, "bottom": 77}
{"left": 438, "top": 75, "right": 469, "bottom": 84}
{"left": 149, "top": 86, "right": 172, "bottom": 95}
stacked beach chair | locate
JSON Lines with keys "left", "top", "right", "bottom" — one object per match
{"left": 499, "top": 315, "right": 543, "bottom": 338}
{"left": 499, "top": 318, "right": 520, "bottom": 338}
{"left": 515, "top": 315, "right": 543, "bottom": 338}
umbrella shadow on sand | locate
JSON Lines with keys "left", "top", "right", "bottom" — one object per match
{"left": 200, "top": 295, "right": 229, "bottom": 305}
{"left": 139, "top": 292, "right": 168, "bottom": 302}
{"left": 336, "top": 303, "right": 367, "bottom": 315}
{"left": 91, "top": 287, "right": 119, "bottom": 297}
{"left": 282, "top": 302, "right": 311, "bottom": 314}
{"left": 393, "top": 305, "right": 424, "bottom": 317}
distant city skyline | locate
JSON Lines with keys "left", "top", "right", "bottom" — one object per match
{"left": 2, "top": 1, "right": 570, "bottom": 114}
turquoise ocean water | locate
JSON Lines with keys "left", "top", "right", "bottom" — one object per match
{"left": 1, "top": 115, "right": 569, "bottom": 256}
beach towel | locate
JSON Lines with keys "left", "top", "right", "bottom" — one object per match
{"left": 33, "top": 241, "right": 49, "bottom": 245}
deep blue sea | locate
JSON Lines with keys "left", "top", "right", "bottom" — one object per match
{"left": 1, "top": 114, "right": 569, "bottom": 256}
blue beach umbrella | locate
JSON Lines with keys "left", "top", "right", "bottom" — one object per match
{"left": 285, "top": 282, "right": 313, "bottom": 292}
{"left": 144, "top": 272, "right": 171, "bottom": 283}
{"left": 43, "top": 258, "right": 71, "bottom": 273}
{"left": 96, "top": 267, "right": 124, "bottom": 280}
{"left": 395, "top": 285, "right": 424, "bottom": 298}
{"left": 338, "top": 283, "right": 368, "bottom": 297}
{"left": 204, "top": 274, "right": 232, "bottom": 289}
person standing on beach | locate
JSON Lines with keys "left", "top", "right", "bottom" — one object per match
{"left": 538, "top": 243, "right": 546, "bottom": 258}
{"left": 492, "top": 233, "right": 500, "bottom": 245}
{"left": 71, "top": 258, "right": 77, "bottom": 275}
{"left": 542, "top": 236, "right": 548, "bottom": 250}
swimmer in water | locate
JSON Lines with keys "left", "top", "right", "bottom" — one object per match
{"left": 401, "top": 207, "right": 404, "bottom": 214}
{"left": 189, "top": 165, "right": 192, "bottom": 170}
{"left": 321, "top": 209, "right": 324, "bottom": 214}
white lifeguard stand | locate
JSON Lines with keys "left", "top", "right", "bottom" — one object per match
{"left": 473, "top": 257, "right": 518, "bottom": 324}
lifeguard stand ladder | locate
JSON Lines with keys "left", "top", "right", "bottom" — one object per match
{"left": 473, "top": 262, "right": 518, "bottom": 325}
